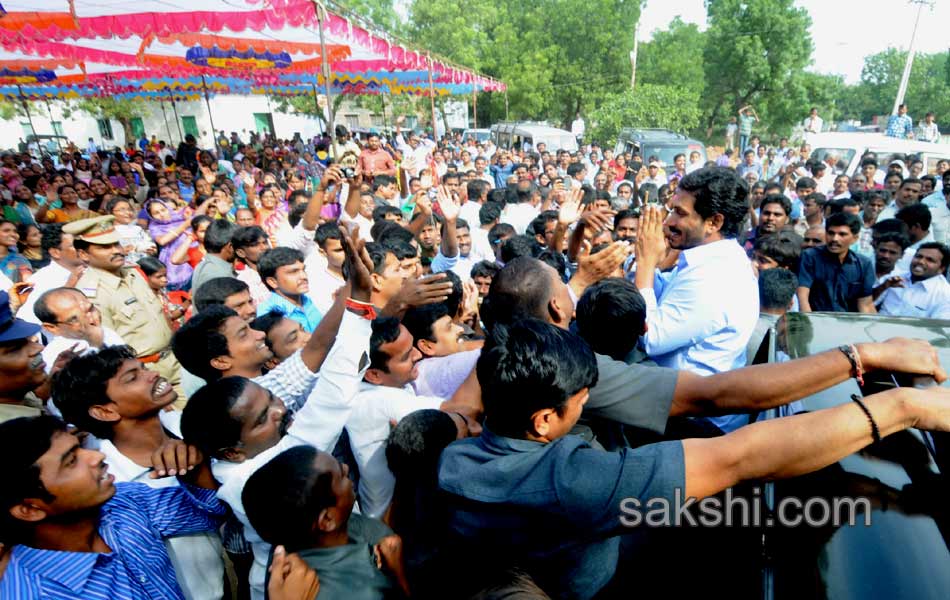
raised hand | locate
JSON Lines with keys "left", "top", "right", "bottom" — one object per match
{"left": 558, "top": 188, "right": 583, "bottom": 226}
{"left": 150, "top": 439, "right": 202, "bottom": 478}
{"left": 341, "top": 227, "right": 374, "bottom": 303}
{"left": 437, "top": 186, "right": 460, "bottom": 222}
{"left": 382, "top": 273, "right": 454, "bottom": 317}
{"left": 636, "top": 204, "right": 668, "bottom": 269}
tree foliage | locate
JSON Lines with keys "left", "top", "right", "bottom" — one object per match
{"left": 636, "top": 17, "right": 706, "bottom": 97}
{"left": 587, "top": 85, "right": 702, "bottom": 145}
{"left": 63, "top": 98, "right": 141, "bottom": 141}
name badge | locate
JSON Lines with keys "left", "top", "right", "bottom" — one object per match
{"left": 124, "top": 297, "right": 138, "bottom": 306}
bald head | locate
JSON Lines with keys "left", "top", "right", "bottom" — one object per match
{"left": 482, "top": 257, "right": 573, "bottom": 330}
{"left": 34, "top": 287, "right": 104, "bottom": 346}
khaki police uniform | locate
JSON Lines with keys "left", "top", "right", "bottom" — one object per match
{"left": 66, "top": 216, "right": 185, "bottom": 406}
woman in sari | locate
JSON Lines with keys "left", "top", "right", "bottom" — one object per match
{"left": 146, "top": 198, "right": 210, "bottom": 291}
{"left": 249, "top": 184, "right": 288, "bottom": 248}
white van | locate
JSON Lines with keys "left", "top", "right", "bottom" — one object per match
{"left": 490, "top": 122, "right": 579, "bottom": 153}
{"left": 809, "top": 132, "right": 950, "bottom": 176}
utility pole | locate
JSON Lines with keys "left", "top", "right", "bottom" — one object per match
{"left": 629, "top": 20, "right": 640, "bottom": 89}
{"left": 891, "top": 0, "right": 933, "bottom": 115}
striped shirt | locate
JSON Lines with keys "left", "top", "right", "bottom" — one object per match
{"left": 0, "top": 482, "right": 226, "bottom": 600}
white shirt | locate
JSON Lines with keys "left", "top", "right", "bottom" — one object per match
{"left": 18, "top": 260, "right": 73, "bottom": 325}
{"left": 212, "top": 312, "right": 370, "bottom": 600}
{"left": 924, "top": 193, "right": 950, "bottom": 244}
{"left": 458, "top": 200, "right": 483, "bottom": 230}
{"left": 305, "top": 255, "right": 345, "bottom": 315}
{"left": 500, "top": 202, "right": 540, "bottom": 235}
{"left": 470, "top": 227, "right": 494, "bottom": 264}
{"left": 275, "top": 220, "right": 317, "bottom": 256}
{"left": 41, "top": 327, "right": 125, "bottom": 373}
{"left": 99, "top": 411, "right": 225, "bottom": 600}
{"left": 346, "top": 382, "right": 443, "bottom": 519}
{"left": 895, "top": 231, "right": 935, "bottom": 273}
{"left": 879, "top": 271, "right": 950, "bottom": 320}
{"left": 641, "top": 239, "right": 758, "bottom": 431}
{"left": 236, "top": 266, "right": 271, "bottom": 307}
{"left": 0, "top": 270, "right": 12, "bottom": 293}
{"left": 340, "top": 210, "right": 374, "bottom": 242}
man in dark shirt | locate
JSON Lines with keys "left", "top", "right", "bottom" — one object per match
{"left": 439, "top": 319, "right": 950, "bottom": 600}
{"left": 797, "top": 212, "right": 876, "bottom": 313}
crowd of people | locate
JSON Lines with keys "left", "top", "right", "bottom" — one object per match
{"left": 2, "top": 116, "right": 950, "bottom": 600}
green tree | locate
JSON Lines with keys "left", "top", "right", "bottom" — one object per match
{"left": 636, "top": 17, "right": 706, "bottom": 97}
{"left": 587, "top": 85, "right": 702, "bottom": 146}
{"left": 700, "top": 0, "right": 813, "bottom": 137}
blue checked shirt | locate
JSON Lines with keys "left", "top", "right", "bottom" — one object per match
{"left": 0, "top": 482, "right": 226, "bottom": 600}
{"left": 885, "top": 114, "right": 913, "bottom": 138}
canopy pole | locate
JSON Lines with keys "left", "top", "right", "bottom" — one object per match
{"left": 314, "top": 1, "right": 339, "bottom": 158}
{"left": 472, "top": 85, "right": 477, "bottom": 129}
{"left": 201, "top": 75, "right": 218, "bottom": 151}
{"left": 17, "top": 86, "right": 38, "bottom": 147}
{"left": 43, "top": 98, "right": 62, "bottom": 152}
{"left": 426, "top": 53, "right": 438, "bottom": 141}
{"left": 159, "top": 99, "right": 174, "bottom": 146}
{"left": 168, "top": 91, "right": 184, "bottom": 143}
{"left": 504, "top": 90, "right": 509, "bottom": 120}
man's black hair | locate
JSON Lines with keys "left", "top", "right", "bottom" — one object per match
{"left": 875, "top": 231, "right": 911, "bottom": 251}
{"left": 467, "top": 180, "right": 490, "bottom": 202}
{"left": 442, "top": 172, "right": 461, "bottom": 185}
{"left": 193, "top": 277, "right": 250, "bottom": 312}
{"left": 372, "top": 220, "right": 413, "bottom": 246}
{"left": 566, "top": 163, "right": 585, "bottom": 178}
{"left": 288, "top": 203, "right": 308, "bottom": 228}
{"left": 442, "top": 270, "right": 464, "bottom": 317}
{"left": 287, "top": 190, "right": 309, "bottom": 208}
{"left": 759, "top": 268, "right": 798, "bottom": 311}
{"left": 529, "top": 211, "right": 558, "bottom": 240}
{"left": 677, "top": 167, "right": 748, "bottom": 239}
{"left": 51, "top": 345, "right": 139, "bottom": 440}
{"left": 477, "top": 319, "right": 598, "bottom": 439}
{"left": 500, "top": 235, "right": 539, "bottom": 264}
{"left": 614, "top": 209, "right": 639, "bottom": 229}
{"left": 488, "top": 223, "right": 516, "bottom": 249}
{"left": 804, "top": 192, "right": 827, "bottom": 207}
{"left": 40, "top": 223, "right": 66, "bottom": 255}
{"left": 753, "top": 233, "right": 803, "bottom": 272}
{"left": 825, "top": 211, "right": 862, "bottom": 235}
{"left": 369, "top": 316, "right": 402, "bottom": 372}
{"left": 575, "top": 278, "right": 646, "bottom": 361}
{"left": 365, "top": 242, "right": 398, "bottom": 275}
{"left": 258, "top": 247, "right": 305, "bottom": 291}
{"left": 172, "top": 305, "right": 238, "bottom": 381}
{"left": 372, "top": 205, "right": 403, "bottom": 223}
{"left": 479, "top": 201, "right": 503, "bottom": 226}
{"left": 826, "top": 198, "right": 860, "bottom": 215}
{"left": 860, "top": 157, "right": 878, "bottom": 169}
{"left": 231, "top": 225, "right": 268, "bottom": 259}
{"left": 371, "top": 174, "right": 396, "bottom": 193}
{"left": 180, "top": 376, "right": 252, "bottom": 457}
{"left": 795, "top": 177, "right": 817, "bottom": 191}
{"left": 202, "top": 219, "right": 238, "bottom": 254}
{"left": 900, "top": 177, "right": 922, "bottom": 189}
{"left": 760, "top": 194, "right": 791, "bottom": 217}
{"left": 470, "top": 260, "right": 500, "bottom": 280}
{"left": 481, "top": 257, "right": 552, "bottom": 331}
{"left": 871, "top": 218, "right": 910, "bottom": 238}
{"left": 314, "top": 222, "right": 343, "bottom": 249}
{"left": 896, "top": 203, "right": 932, "bottom": 232}
{"left": 242, "top": 445, "right": 337, "bottom": 551}
{"left": 250, "top": 309, "right": 285, "bottom": 352}
{"left": 402, "top": 303, "right": 451, "bottom": 347}
{"left": 385, "top": 408, "right": 457, "bottom": 482}
{"left": 0, "top": 416, "right": 67, "bottom": 543}
{"left": 916, "top": 242, "right": 950, "bottom": 269}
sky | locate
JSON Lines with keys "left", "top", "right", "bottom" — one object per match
{"left": 638, "top": 0, "right": 949, "bottom": 83}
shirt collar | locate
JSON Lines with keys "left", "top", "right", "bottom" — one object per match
{"left": 13, "top": 543, "right": 105, "bottom": 591}
{"left": 478, "top": 424, "right": 547, "bottom": 454}
{"left": 678, "top": 238, "right": 741, "bottom": 269}
{"left": 265, "top": 292, "right": 313, "bottom": 314}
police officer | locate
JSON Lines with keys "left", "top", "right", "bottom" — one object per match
{"left": 66, "top": 216, "right": 184, "bottom": 405}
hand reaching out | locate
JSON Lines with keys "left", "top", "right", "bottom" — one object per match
{"left": 150, "top": 439, "right": 202, "bottom": 478}
{"left": 437, "top": 186, "right": 460, "bottom": 222}
{"left": 558, "top": 188, "right": 583, "bottom": 226}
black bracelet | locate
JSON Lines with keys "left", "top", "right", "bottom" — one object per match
{"left": 851, "top": 394, "right": 881, "bottom": 444}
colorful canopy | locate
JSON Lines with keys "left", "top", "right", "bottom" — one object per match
{"left": 0, "top": 1, "right": 505, "bottom": 101}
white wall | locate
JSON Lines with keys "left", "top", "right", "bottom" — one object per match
{"left": 2, "top": 95, "right": 327, "bottom": 153}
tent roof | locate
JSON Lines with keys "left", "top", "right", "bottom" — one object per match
{"left": 0, "top": 0, "right": 504, "bottom": 100}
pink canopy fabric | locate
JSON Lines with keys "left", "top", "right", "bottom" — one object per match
{"left": 0, "top": 0, "right": 504, "bottom": 99}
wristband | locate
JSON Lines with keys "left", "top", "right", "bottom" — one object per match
{"left": 345, "top": 298, "right": 377, "bottom": 320}
{"left": 851, "top": 394, "right": 881, "bottom": 444}
{"left": 838, "top": 344, "right": 864, "bottom": 386}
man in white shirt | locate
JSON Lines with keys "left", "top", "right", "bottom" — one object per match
{"left": 305, "top": 222, "right": 347, "bottom": 314}
{"left": 924, "top": 171, "right": 950, "bottom": 244}
{"left": 634, "top": 167, "right": 758, "bottom": 433}
{"left": 394, "top": 117, "right": 435, "bottom": 178}
{"left": 34, "top": 287, "right": 126, "bottom": 373}
{"left": 803, "top": 107, "right": 823, "bottom": 142}
{"left": 879, "top": 242, "right": 950, "bottom": 319}
{"left": 346, "top": 318, "right": 449, "bottom": 519}
{"left": 17, "top": 225, "right": 86, "bottom": 325}
{"left": 459, "top": 179, "right": 490, "bottom": 228}
{"left": 894, "top": 203, "right": 935, "bottom": 272}
{"left": 919, "top": 112, "right": 941, "bottom": 143}
{"left": 500, "top": 186, "right": 541, "bottom": 235}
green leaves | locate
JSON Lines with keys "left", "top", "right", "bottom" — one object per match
{"left": 587, "top": 85, "right": 702, "bottom": 145}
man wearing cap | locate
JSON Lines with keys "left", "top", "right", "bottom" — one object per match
{"left": 0, "top": 290, "right": 47, "bottom": 423}
{"left": 69, "top": 216, "right": 183, "bottom": 399}
{"left": 641, "top": 160, "right": 667, "bottom": 187}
